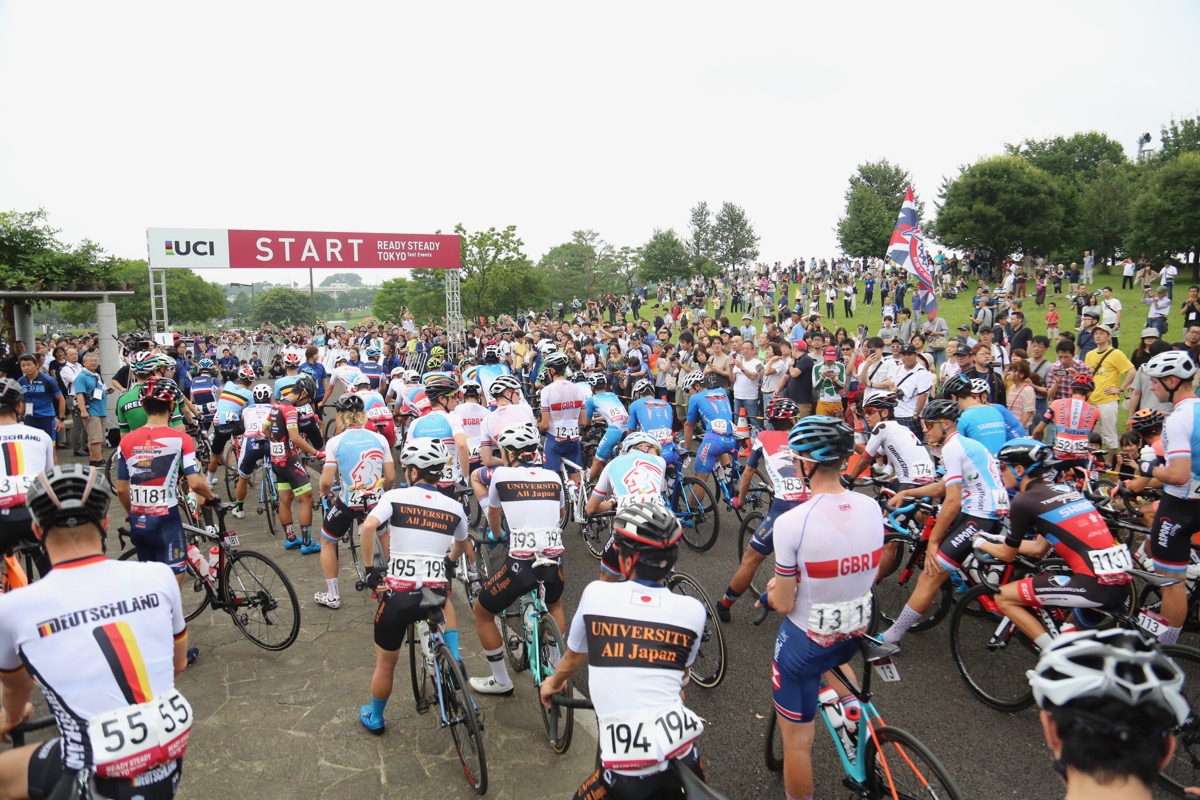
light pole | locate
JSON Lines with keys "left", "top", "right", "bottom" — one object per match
{"left": 229, "top": 282, "right": 255, "bottom": 324}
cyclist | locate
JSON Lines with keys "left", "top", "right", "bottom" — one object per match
{"left": 203, "top": 365, "right": 255, "bottom": 488}
{"left": 231, "top": 383, "right": 274, "bottom": 519}
{"left": 352, "top": 373, "right": 396, "bottom": 449}
{"left": 627, "top": 377, "right": 679, "bottom": 469}
{"left": 0, "top": 378, "right": 55, "bottom": 578}
{"left": 715, "top": 397, "right": 808, "bottom": 622}
{"left": 327, "top": 354, "right": 364, "bottom": 396}
{"left": 585, "top": 432, "right": 668, "bottom": 580}
{"left": 1029, "top": 630, "right": 1189, "bottom": 800}
{"left": 882, "top": 398, "right": 1008, "bottom": 646}
{"left": 572, "top": 370, "right": 593, "bottom": 401}
{"left": 427, "top": 345, "right": 452, "bottom": 375}
{"left": 384, "top": 366, "right": 408, "bottom": 407}
{"left": 356, "top": 438, "right": 468, "bottom": 733}
{"left": 405, "top": 375, "right": 470, "bottom": 498}
{"left": 538, "top": 351, "right": 587, "bottom": 486}
{"left": 944, "top": 374, "right": 1009, "bottom": 452}
{"left": 276, "top": 354, "right": 325, "bottom": 451}
{"left": 845, "top": 389, "right": 936, "bottom": 490}
{"left": 680, "top": 369, "right": 736, "bottom": 504}
{"left": 768, "top": 415, "right": 884, "bottom": 800}
{"left": 358, "top": 345, "right": 384, "bottom": 391}
{"left": 316, "top": 393, "right": 395, "bottom": 610}
{"left": 539, "top": 502, "right": 708, "bottom": 800}
{"left": 475, "top": 344, "right": 515, "bottom": 411}
{"left": 1031, "top": 375, "right": 1099, "bottom": 473}
{"left": 469, "top": 423, "right": 566, "bottom": 696}
{"left": 451, "top": 380, "right": 489, "bottom": 478}
{"left": 0, "top": 465, "right": 192, "bottom": 800}
{"left": 583, "top": 373, "right": 630, "bottom": 484}
{"left": 270, "top": 376, "right": 323, "bottom": 555}
{"left": 116, "top": 352, "right": 185, "bottom": 435}
{"left": 1117, "top": 409, "right": 1166, "bottom": 534}
{"left": 1138, "top": 351, "right": 1200, "bottom": 645}
{"left": 190, "top": 358, "right": 219, "bottom": 433}
{"left": 977, "top": 439, "right": 1134, "bottom": 650}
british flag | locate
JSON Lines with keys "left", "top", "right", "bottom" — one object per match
{"left": 886, "top": 186, "right": 937, "bottom": 315}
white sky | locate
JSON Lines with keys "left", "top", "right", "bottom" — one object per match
{"left": 2, "top": 0, "right": 1198, "bottom": 288}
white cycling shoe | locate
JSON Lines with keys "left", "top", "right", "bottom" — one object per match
{"left": 469, "top": 676, "right": 514, "bottom": 696}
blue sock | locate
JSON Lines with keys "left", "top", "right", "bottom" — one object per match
{"left": 444, "top": 629, "right": 461, "bottom": 661}
{"left": 369, "top": 696, "right": 387, "bottom": 720}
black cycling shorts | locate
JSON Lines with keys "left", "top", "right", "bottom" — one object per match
{"left": 478, "top": 556, "right": 564, "bottom": 615}
{"left": 209, "top": 421, "right": 244, "bottom": 461}
{"left": 271, "top": 458, "right": 311, "bottom": 495}
{"left": 1149, "top": 494, "right": 1200, "bottom": 577}
{"left": 298, "top": 417, "right": 324, "bottom": 450}
{"left": 1014, "top": 572, "right": 1132, "bottom": 611}
{"left": 320, "top": 499, "right": 368, "bottom": 542}
{"left": 936, "top": 514, "right": 1003, "bottom": 571}
{"left": 28, "top": 738, "right": 182, "bottom": 800}
{"left": 572, "top": 747, "right": 703, "bottom": 800}
{"left": 374, "top": 586, "right": 448, "bottom": 651}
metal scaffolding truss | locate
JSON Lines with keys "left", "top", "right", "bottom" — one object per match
{"left": 445, "top": 268, "right": 464, "bottom": 355}
{"left": 149, "top": 265, "right": 170, "bottom": 335}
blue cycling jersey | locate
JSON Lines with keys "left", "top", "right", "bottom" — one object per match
{"left": 191, "top": 375, "right": 218, "bottom": 417}
{"left": 358, "top": 361, "right": 384, "bottom": 391}
{"left": 686, "top": 388, "right": 734, "bottom": 433}
{"left": 17, "top": 373, "right": 60, "bottom": 419}
{"left": 214, "top": 381, "right": 253, "bottom": 425}
{"left": 585, "top": 391, "right": 630, "bottom": 432}
{"left": 475, "top": 363, "right": 513, "bottom": 407}
{"left": 328, "top": 426, "right": 390, "bottom": 506}
{"left": 994, "top": 403, "right": 1027, "bottom": 440}
{"left": 273, "top": 374, "right": 300, "bottom": 400}
{"left": 628, "top": 397, "right": 677, "bottom": 461}
{"left": 957, "top": 404, "right": 1008, "bottom": 453}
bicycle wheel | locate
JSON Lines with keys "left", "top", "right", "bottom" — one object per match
{"left": 864, "top": 725, "right": 965, "bottom": 800}
{"left": 669, "top": 572, "right": 727, "bottom": 688}
{"left": 103, "top": 450, "right": 117, "bottom": 491}
{"left": 581, "top": 514, "right": 611, "bottom": 561}
{"left": 408, "top": 623, "right": 436, "bottom": 713}
{"left": 262, "top": 480, "right": 279, "bottom": 537}
{"left": 537, "top": 613, "right": 574, "bottom": 753}
{"left": 674, "top": 477, "right": 719, "bottom": 552}
{"left": 873, "top": 534, "right": 951, "bottom": 634}
{"left": 1157, "top": 644, "right": 1200, "bottom": 796}
{"left": 119, "top": 547, "right": 211, "bottom": 622}
{"left": 500, "top": 599, "right": 528, "bottom": 673}
{"left": 736, "top": 512, "right": 772, "bottom": 597}
{"left": 764, "top": 712, "right": 783, "bottom": 773}
{"left": 948, "top": 584, "right": 1037, "bottom": 711}
{"left": 438, "top": 645, "right": 488, "bottom": 794}
{"left": 221, "top": 550, "right": 301, "bottom": 650}
{"left": 222, "top": 442, "right": 240, "bottom": 498}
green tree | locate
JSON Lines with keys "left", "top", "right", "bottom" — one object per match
{"left": 450, "top": 223, "right": 541, "bottom": 318}
{"left": 253, "top": 287, "right": 312, "bottom": 325}
{"left": 372, "top": 277, "right": 410, "bottom": 322}
{"left": 463, "top": 261, "right": 549, "bottom": 318}
{"left": 1158, "top": 117, "right": 1200, "bottom": 161}
{"left": 612, "top": 246, "right": 642, "bottom": 295}
{"left": 639, "top": 228, "right": 691, "bottom": 283}
{"left": 404, "top": 269, "right": 449, "bottom": 324}
{"left": 538, "top": 230, "right": 625, "bottom": 301}
{"left": 686, "top": 202, "right": 715, "bottom": 266}
{"left": 1006, "top": 132, "right": 1128, "bottom": 186}
{"left": 711, "top": 202, "right": 760, "bottom": 270}
{"left": 319, "top": 272, "right": 363, "bottom": 287}
{"left": 60, "top": 259, "right": 224, "bottom": 330}
{"left": 935, "top": 155, "right": 1068, "bottom": 261}
{"left": 1127, "top": 152, "right": 1200, "bottom": 279}
{"left": 1076, "top": 161, "right": 1136, "bottom": 264}
{"left": 836, "top": 160, "right": 921, "bottom": 257}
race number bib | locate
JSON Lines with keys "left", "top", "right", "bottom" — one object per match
{"left": 88, "top": 688, "right": 192, "bottom": 779}
{"left": 366, "top": 405, "right": 391, "bottom": 421}
{"left": 509, "top": 528, "right": 564, "bottom": 558}
{"left": 1185, "top": 477, "right": 1200, "bottom": 499}
{"left": 1054, "top": 436, "right": 1090, "bottom": 455}
{"left": 1088, "top": 543, "right": 1133, "bottom": 585}
{"left": 385, "top": 555, "right": 447, "bottom": 591}
{"left": 203, "top": 402, "right": 217, "bottom": 414}
{"left": 778, "top": 476, "right": 806, "bottom": 502}
{"left": 269, "top": 441, "right": 287, "bottom": 460}
{"left": 346, "top": 488, "right": 378, "bottom": 508}
{"left": 0, "top": 475, "right": 30, "bottom": 509}
{"left": 599, "top": 704, "right": 704, "bottom": 770}
{"left": 129, "top": 484, "right": 170, "bottom": 514}
{"left": 295, "top": 403, "right": 315, "bottom": 417}
{"left": 649, "top": 428, "right": 673, "bottom": 444}
{"left": 911, "top": 462, "right": 934, "bottom": 479}
{"left": 807, "top": 592, "right": 872, "bottom": 647}
{"left": 552, "top": 425, "right": 579, "bottom": 440}
{"left": 709, "top": 419, "right": 730, "bottom": 436}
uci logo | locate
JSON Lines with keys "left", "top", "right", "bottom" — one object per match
{"left": 164, "top": 240, "right": 216, "bottom": 257}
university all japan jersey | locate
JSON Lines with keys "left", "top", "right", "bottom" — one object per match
{"left": 325, "top": 427, "right": 392, "bottom": 508}
{"left": 540, "top": 380, "right": 586, "bottom": 441}
{"left": 189, "top": 375, "right": 218, "bottom": 417}
{"left": 405, "top": 410, "right": 466, "bottom": 485}
{"left": 747, "top": 431, "right": 808, "bottom": 503}
{"left": 0, "top": 423, "right": 55, "bottom": 509}
{"left": 485, "top": 465, "right": 565, "bottom": 559}
{"left": 214, "top": 382, "right": 253, "bottom": 425}
{"left": 118, "top": 427, "right": 199, "bottom": 515}
{"left": 941, "top": 431, "right": 1008, "bottom": 519}
{"left": 591, "top": 452, "right": 667, "bottom": 506}
{"left": 366, "top": 485, "right": 468, "bottom": 592}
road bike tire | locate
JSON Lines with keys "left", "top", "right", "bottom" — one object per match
{"left": 222, "top": 442, "right": 240, "bottom": 498}
{"left": 873, "top": 533, "right": 951, "bottom": 634}
{"left": 581, "top": 514, "right": 611, "bottom": 561}
{"left": 764, "top": 712, "right": 783, "bottom": 773}
{"left": 438, "top": 645, "right": 488, "bottom": 795}
{"left": 864, "top": 725, "right": 965, "bottom": 800}
{"left": 192, "top": 428, "right": 211, "bottom": 467}
{"left": 669, "top": 572, "right": 727, "bottom": 688}
{"left": 103, "top": 450, "right": 117, "bottom": 492}
{"left": 408, "top": 623, "right": 436, "bottom": 713}
{"left": 501, "top": 600, "right": 528, "bottom": 674}
{"left": 119, "top": 548, "right": 211, "bottom": 622}
{"left": 262, "top": 480, "right": 279, "bottom": 537}
{"left": 948, "top": 584, "right": 1037, "bottom": 712}
{"left": 675, "top": 477, "right": 719, "bottom": 552}
{"left": 538, "top": 613, "right": 574, "bottom": 754}
{"left": 1156, "top": 644, "right": 1200, "bottom": 796}
{"left": 736, "top": 512, "right": 774, "bottom": 598}
{"left": 1138, "top": 583, "right": 1200, "bottom": 637}
{"left": 221, "top": 550, "right": 301, "bottom": 651}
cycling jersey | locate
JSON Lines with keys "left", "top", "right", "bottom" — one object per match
{"left": 995, "top": 403, "right": 1028, "bottom": 440}
{"left": 403, "top": 385, "right": 432, "bottom": 418}
{"left": 116, "top": 385, "right": 185, "bottom": 435}
{"left": 1161, "top": 395, "right": 1200, "bottom": 501}
{"left": 324, "top": 427, "right": 392, "bottom": 509}
{"left": 479, "top": 403, "right": 537, "bottom": 451}
{"left": 357, "top": 389, "right": 395, "bottom": 446}
{"left": 566, "top": 579, "right": 706, "bottom": 775}
{"left": 747, "top": 431, "right": 808, "bottom": 503}
{"left": 1006, "top": 480, "right": 1130, "bottom": 583}
{"left": 1042, "top": 397, "right": 1100, "bottom": 461}
{"left": 957, "top": 404, "right": 1009, "bottom": 453}
{"left": 358, "top": 360, "right": 383, "bottom": 391}
{"left": 330, "top": 365, "right": 364, "bottom": 392}
{"left": 241, "top": 403, "right": 272, "bottom": 440}
{"left": 268, "top": 400, "right": 303, "bottom": 467}
{"left": 540, "top": 380, "right": 586, "bottom": 441}
{"left": 190, "top": 375, "right": 218, "bottom": 419}
{"left": 475, "top": 363, "right": 514, "bottom": 409}
{"left": 685, "top": 389, "right": 734, "bottom": 437}
{"left": 273, "top": 374, "right": 299, "bottom": 400}
{"left": 586, "top": 392, "right": 630, "bottom": 432}
{"left": 627, "top": 397, "right": 678, "bottom": 465}
{"left": 273, "top": 374, "right": 318, "bottom": 421}
{"left": 17, "top": 372, "right": 60, "bottom": 419}
{"left": 941, "top": 431, "right": 1008, "bottom": 519}
{"left": 366, "top": 483, "right": 468, "bottom": 590}
{"left": 214, "top": 382, "right": 253, "bottom": 425}
{"left": 863, "top": 421, "right": 936, "bottom": 486}
{"left": 591, "top": 452, "right": 667, "bottom": 507}
{"left": 298, "top": 361, "right": 327, "bottom": 401}
{"left": 117, "top": 427, "right": 199, "bottom": 515}
{"left": 405, "top": 410, "right": 466, "bottom": 487}
{"left": 484, "top": 464, "right": 565, "bottom": 559}
{"left": 452, "top": 401, "right": 490, "bottom": 459}
{"left": 0, "top": 556, "right": 188, "bottom": 790}
{"left": 0, "top": 422, "right": 54, "bottom": 509}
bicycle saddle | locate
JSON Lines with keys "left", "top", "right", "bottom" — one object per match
{"left": 1129, "top": 568, "right": 1181, "bottom": 588}
{"left": 418, "top": 586, "right": 448, "bottom": 612}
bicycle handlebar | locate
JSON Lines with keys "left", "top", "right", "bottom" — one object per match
{"left": 8, "top": 717, "right": 54, "bottom": 747}
{"left": 548, "top": 693, "right": 594, "bottom": 710}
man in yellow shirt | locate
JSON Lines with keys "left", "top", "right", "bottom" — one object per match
{"left": 1084, "top": 324, "right": 1133, "bottom": 455}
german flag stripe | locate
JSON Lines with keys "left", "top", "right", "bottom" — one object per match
{"left": 93, "top": 622, "right": 153, "bottom": 705}
{"left": 2, "top": 442, "right": 20, "bottom": 476}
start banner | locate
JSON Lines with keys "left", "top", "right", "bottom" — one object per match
{"left": 148, "top": 228, "right": 461, "bottom": 270}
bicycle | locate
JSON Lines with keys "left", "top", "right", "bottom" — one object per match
{"left": 764, "top": 636, "right": 965, "bottom": 800}
{"left": 667, "top": 569, "right": 727, "bottom": 688}
{"left": 407, "top": 587, "right": 488, "bottom": 795}
{"left": 320, "top": 488, "right": 386, "bottom": 595}
{"left": 870, "top": 490, "right": 953, "bottom": 634}
{"left": 1, "top": 540, "right": 43, "bottom": 593}
{"left": 560, "top": 456, "right": 609, "bottom": 559}
{"left": 256, "top": 462, "right": 281, "bottom": 536}
{"left": 221, "top": 434, "right": 249, "bottom": 498}
{"left": 665, "top": 451, "right": 720, "bottom": 552}
{"left": 118, "top": 504, "right": 301, "bottom": 650}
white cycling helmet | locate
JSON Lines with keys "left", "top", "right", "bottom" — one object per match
{"left": 680, "top": 370, "right": 705, "bottom": 391}
{"left": 400, "top": 438, "right": 450, "bottom": 471}
{"left": 352, "top": 374, "right": 372, "bottom": 389}
{"left": 536, "top": 340, "right": 558, "bottom": 355}
{"left": 403, "top": 369, "right": 421, "bottom": 383}
{"left": 252, "top": 384, "right": 272, "bottom": 403}
{"left": 543, "top": 351, "right": 570, "bottom": 372}
{"left": 389, "top": 366, "right": 405, "bottom": 378}
{"left": 489, "top": 374, "right": 522, "bottom": 397}
{"left": 1145, "top": 350, "right": 1198, "bottom": 381}
{"left": 622, "top": 432, "right": 662, "bottom": 454}
{"left": 969, "top": 378, "right": 991, "bottom": 396}
{"left": 1027, "top": 629, "right": 1189, "bottom": 727}
{"left": 497, "top": 423, "right": 541, "bottom": 452}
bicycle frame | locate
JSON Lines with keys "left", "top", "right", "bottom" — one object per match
{"left": 560, "top": 458, "right": 588, "bottom": 523}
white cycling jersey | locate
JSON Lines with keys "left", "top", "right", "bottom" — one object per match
{"left": 863, "top": 421, "right": 935, "bottom": 485}
{"left": 1162, "top": 395, "right": 1200, "bottom": 501}
{"left": 591, "top": 452, "right": 667, "bottom": 506}
{"left": 452, "top": 401, "right": 491, "bottom": 454}
{"left": 241, "top": 403, "right": 272, "bottom": 440}
{"left": 485, "top": 464, "right": 564, "bottom": 559}
{"left": 330, "top": 365, "right": 364, "bottom": 392}
{"left": 479, "top": 403, "right": 536, "bottom": 449}
{"left": 941, "top": 431, "right": 1008, "bottom": 519}
{"left": 774, "top": 491, "right": 884, "bottom": 645}
{"left": 366, "top": 484, "right": 468, "bottom": 591}
{"left": 540, "top": 380, "right": 585, "bottom": 441}
{"left": 567, "top": 579, "right": 706, "bottom": 775}
{"left": 0, "top": 422, "right": 55, "bottom": 509}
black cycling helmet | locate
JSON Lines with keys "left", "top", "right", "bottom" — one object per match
{"left": 423, "top": 374, "right": 459, "bottom": 399}
{"left": 0, "top": 378, "right": 23, "bottom": 410}
{"left": 941, "top": 374, "right": 973, "bottom": 399}
{"left": 613, "top": 501, "right": 682, "bottom": 570}
{"left": 291, "top": 375, "right": 318, "bottom": 401}
{"left": 141, "top": 377, "right": 182, "bottom": 406}
{"left": 921, "top": 398, "right": 961, "bottom": 422}
{"left": 787, "top": 416, "right": 855, "bottom": 464}
{"left": 27, "top": 464, "right": 112, "bottom": 534}
{"left": 335, "top": 393, "right": 365, "bottom": 413}
{"left": 766, "top": 398, "right": 800, "bottom": 421}
{"left": 997, "top": 437, "right": 1053, "bottom": 473}
{"left": 1129, "top": 408, "right": 1165, "bottom": 434}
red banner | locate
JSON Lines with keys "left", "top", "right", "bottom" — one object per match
{"left": 226, "top": 230, "right": 460, "bottom": 269}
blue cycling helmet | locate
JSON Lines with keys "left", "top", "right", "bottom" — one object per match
{"left": 996, "top": 437, "right": 1053, "bottom": 473}
{"left": 787, "top": 416, "right": 854, "bottom": 464}
{"left": 197, "top": 358, "right": 214, "bottom": 371}
{"left": 365, "top": 346, "right": 381, "bottom": 359}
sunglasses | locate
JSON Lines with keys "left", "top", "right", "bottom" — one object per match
{"left": 919, "top": 419, "right": 945, "bottom": 432}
